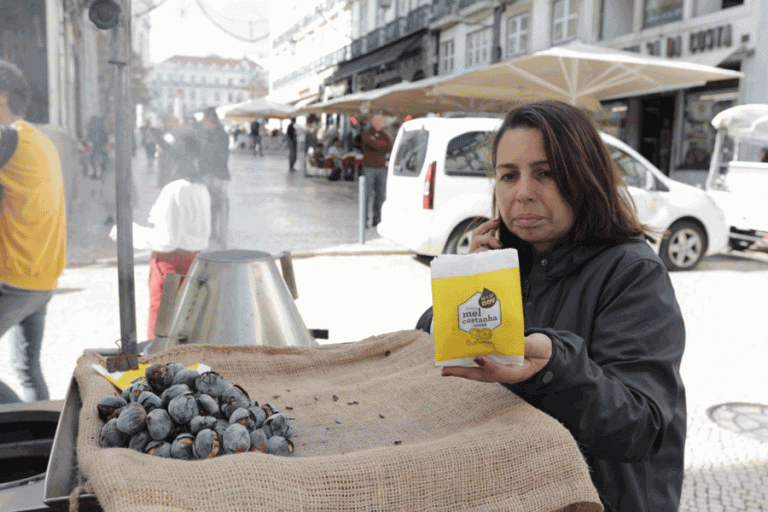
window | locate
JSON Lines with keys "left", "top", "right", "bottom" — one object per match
{"left": 601, "top": 0, "right": 634, "bottom": 39}
{"left": 679, "top": 89, "right": 737, "bottom": 169}
{"left": 609, "top": 146, "right": 648, "bottom": 189}
{"left": 466, "top": 27, "right": 492, "bottom": 69}
{"left": 440, "top": 39, "right": 455, "bottom": 74}
{"left": 445, "top": 131, "right": 493, "bottom": 177}
{"left": 393, "top": 129, "right": 429, "bottom": 177}
{"left": 359, "top": 1, "right": 368, "bottom": 35}
{"left": 643, "top": 0, "right": 682, "bottom": 29}
{"left": 397, "top": 0, "right": 409, "bottom": 16}
{"left": 506, "top": 12, "right": 529, "bottom": 57}
{"left": 693, "top": 0, "right": 743, "bottom": 16}
{"left": 376, "top": 0, "right": 385, "bottom": 27}
{"left": 552, "top": 0, "right": 579, "bottom": 44}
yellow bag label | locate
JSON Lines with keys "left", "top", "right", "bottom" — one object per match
{"left": 431, "top": 249, "right": 525, "bottom": 367}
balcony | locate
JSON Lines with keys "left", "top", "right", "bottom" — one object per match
{"left": 384, "top": 18, "right": 407, "bottom": 44}
{"left": 432, "top": 0, "right": 459, "bottom": 21}
{"left": 351, "top": 37, "right": 367, "bottom": 58}
{"left": 406, "top": 5, "right": 431, "bottom": 33}
{"left": 366, "top": 28, "right": 384, "bottom": 52}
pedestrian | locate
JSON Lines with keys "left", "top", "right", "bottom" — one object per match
{"left": 140, "top": 120, "right": 156, "bottom": 173}
{"left": 326, "top": 136, "right": 343, "bottom": 181}
{"left": 0, "top": 59, "right": 67, "bottom": 403}
{"left": 198, "top": 107, "right": 231, "bottom": 247}
{"left": 87, "top": 114, "right": 108, "bottom": 179}
{"left": 360, "top": 113, "right": 392, "bottom": 227}
{"left": 286, "top": 117, "right": 297, "bottom": 172}
{"left": 250, "top": 119, "right": 263, "bottom": 156}
{"left": 432, "top": 101, "right": 686, "bottom": 512}
{"left": 109, "top": 129, "right": 210, "bottom": 341}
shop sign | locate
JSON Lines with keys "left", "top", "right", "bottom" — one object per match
{"left": 643, "top": 24, "right": 733, "bottom": 59}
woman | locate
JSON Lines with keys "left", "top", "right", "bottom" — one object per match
{"left": 440, "top": 101, "right": 686, "bottom": 512}
{"left": 110, "top": 130, "right": 211, "bottom": 340}
{"left": 198, "top": 107, "right": 231, "bottom": 247}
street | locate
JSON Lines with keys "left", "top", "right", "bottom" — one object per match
{"left": 1, "top": 149, "right": 767, "bottom": 510}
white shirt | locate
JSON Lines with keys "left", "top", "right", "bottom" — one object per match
{"left": 132, "top": 178, "right": 211, "bottom": 252}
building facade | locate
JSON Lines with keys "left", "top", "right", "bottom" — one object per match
{"left": 147, "top": 55, "right": 266, "bottom": 120}
{"left": 269, "top": 0, "right": 354, "bottom": 108}
{"left": 595, "top": 0, "right": 759, "bottom": 185}
{"left": 272, "top": 0, "right": 766, "bottom": 184}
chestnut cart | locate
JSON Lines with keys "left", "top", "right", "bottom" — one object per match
{"left": 34, "top": 331, "right": 604, "bottom": 512}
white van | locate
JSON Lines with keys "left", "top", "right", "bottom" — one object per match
{"left": 706, "top": 104, "right": 768, "bottom": 250}
{"left": 377, "top": 115, "right": 728, "bottom": 271}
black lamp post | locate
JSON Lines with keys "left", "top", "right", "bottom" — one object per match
{"left": 89, "top": 0, "right": 138, "bottom": 370}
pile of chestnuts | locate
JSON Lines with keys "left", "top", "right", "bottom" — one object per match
{"left": 97, "top": 363, "right": 294, "bottom": 459}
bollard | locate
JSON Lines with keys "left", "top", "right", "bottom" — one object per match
{"left": 358, "top": 175, "right": 366, "bottom": 244}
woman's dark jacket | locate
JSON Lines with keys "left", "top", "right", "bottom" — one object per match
{"left": 508, "top": 236, "right": 686, "bottom": 512}
{"left": 199, "top": 124, "right": 230, "bottom": 181}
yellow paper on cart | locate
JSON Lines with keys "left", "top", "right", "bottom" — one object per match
{"left": 431, "top": 248, "right": 524, "bottom": 367}
{"left": 91, "top": 363, "right": 211, "bottom": 391}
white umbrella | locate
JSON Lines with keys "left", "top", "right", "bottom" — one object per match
{"left": 299, "top": 76, "right": 518, "bottom": 117}
{"left": 429, "top": 41, "right": 743, "bottom": 111}
{"left": 217, "top": 98, "right": 296, "bottom": 121}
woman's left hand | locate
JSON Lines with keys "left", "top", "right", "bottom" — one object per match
{"left": 441, "top": 333, "right": 553, "bottom": 385}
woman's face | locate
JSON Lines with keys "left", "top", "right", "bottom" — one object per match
{"left": 494, "top": 127, "right": 576, "bottom": 256}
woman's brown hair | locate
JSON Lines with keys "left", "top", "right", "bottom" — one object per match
{"left": 491, "top": 100, "right": 644, "bottom": 247}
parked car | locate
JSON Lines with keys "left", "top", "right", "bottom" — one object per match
{"left": 377, "top": 116, "right": 729, "bottom": 271}
{"left": 705, "top": 104, "right": 768, "bottom": 251}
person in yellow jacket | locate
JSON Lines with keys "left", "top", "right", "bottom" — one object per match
{"left": 0, "top": 59, "right": 66, "bottom": 403}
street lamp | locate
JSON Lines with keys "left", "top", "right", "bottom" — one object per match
{"left": 88, "top": 0, "right": 139, "bottom": 370}
{"left": 88, "top": 0, "right": 122, "bottom": 30}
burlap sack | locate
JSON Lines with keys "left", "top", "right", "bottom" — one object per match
{"left": 73, "top": 330, "right": 602, "bottom": 512}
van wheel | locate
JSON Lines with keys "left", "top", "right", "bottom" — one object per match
{"left": 444, "top": 218, "right": 487, "bottom": 255}
{"left": 660, "top": 220, "right": 706, "bottom": 271}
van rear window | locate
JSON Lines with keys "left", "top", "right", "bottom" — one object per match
{"left": 393, "top": 129, "right": 429, "bottom": 177}
{"left": 445, "top": 131, "right": 493, "bottom": 177}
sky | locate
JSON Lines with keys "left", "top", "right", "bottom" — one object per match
{"left": 147, "top": 0, "right": 270, "bottom": 64}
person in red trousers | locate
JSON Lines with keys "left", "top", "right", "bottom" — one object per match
{"left": 111, "top": 129, "right": 210, "bottom": 340}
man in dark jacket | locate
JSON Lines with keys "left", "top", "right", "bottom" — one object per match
{"left": 286, "top": 118, "right": 297, "bottom": 172}
{"left": 360, "top": 113, "right": 392, "bottom": 227}
{"left": 199, "top": 107, "right": 230, "bottom": 247}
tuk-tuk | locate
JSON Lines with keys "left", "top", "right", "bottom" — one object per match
{"left": 706, "top": 104, "right": 768, "bottom": 251}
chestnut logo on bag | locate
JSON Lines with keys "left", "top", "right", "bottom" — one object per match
{"left": 458, "top": 288, "right": 501, "bottom": 348}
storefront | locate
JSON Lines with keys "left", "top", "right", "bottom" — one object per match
{"left": 597, "top": 1, "right": 758, "bottom": 186}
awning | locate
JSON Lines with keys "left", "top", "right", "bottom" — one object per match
{"left": 291, "top": 92, "right": 322, "bottom": 110}
{"left": 331, "top": 33, "right": 421, "bottom": 81}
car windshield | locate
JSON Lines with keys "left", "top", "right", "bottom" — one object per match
{"left": 609, "top": 146, "right": 648, "bottom": 189}
{"left": 444, "top": 131, "right": 492, "bottom": 177}
{"left": 393, "top": 128, "right": 429, "bottom": 177}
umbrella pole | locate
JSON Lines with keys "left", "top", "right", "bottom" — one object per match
{"left": 107, "top": 1, "right": 138, "bottom": 371}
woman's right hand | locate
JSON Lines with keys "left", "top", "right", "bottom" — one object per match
{"left": 470, "top": 218, "right": 503, "bottom": 253}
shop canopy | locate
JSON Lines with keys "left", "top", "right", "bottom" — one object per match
{"left": 303, "top": 41, "right": 742, "bottom": 116}
{"left": 217, "top": 98, "right": 296, "bottom": 121}
{"left": 428, "top": 41, "right": 743, "bottom": 111}
{"left": 299, "top": 75, "right": 520, "bottom": 117}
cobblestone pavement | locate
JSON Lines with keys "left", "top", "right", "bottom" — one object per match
{"left": 1, "top": 149, "right": 767, "bottom": 510}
